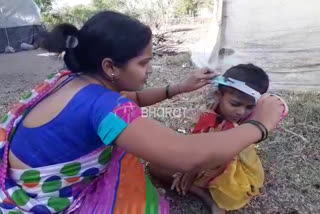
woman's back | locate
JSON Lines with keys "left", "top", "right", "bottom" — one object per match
{"left": 9, "top": 77, "right": 126, "bottom": 169}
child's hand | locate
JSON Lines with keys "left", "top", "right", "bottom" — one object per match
{"left": 178, "top": 68, "right": 219, "bottom": 93}
{"left": 171, "top": 172, "right": 183, "bottom": 194}
{"left": 171, "top": 172, "right": 198, "bottom": 195}
{"left": 180, "top": 171, "right": 198, "bottom": 195}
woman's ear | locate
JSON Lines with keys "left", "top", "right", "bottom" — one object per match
{"left": 101, "top": 58, "right": 121, "bottom": 81}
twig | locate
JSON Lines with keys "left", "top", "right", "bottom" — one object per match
{"left": 282, "top": 127, "right": 309, "bottom": 143}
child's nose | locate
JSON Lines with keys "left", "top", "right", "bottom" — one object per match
{"left": 236, "top": 108, "right": 246, "bottom": 116}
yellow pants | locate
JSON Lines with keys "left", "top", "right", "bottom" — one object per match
{"left": 195, "top": 145, "right": 264, "bottom": 210}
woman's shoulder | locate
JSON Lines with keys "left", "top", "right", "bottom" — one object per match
{"left": 81, "top": 84, "right": 120, "bottom": 97}
{"left": 75, "top": 84, "right": 130, "bottom": 107}
{"left": 85, "top": 84, "right": 133, "bottom": 108}
{"left": 87, "top": 84, "right": 139, "bottom": 126}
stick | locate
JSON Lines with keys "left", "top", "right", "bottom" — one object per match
{"left": 282, "top": 127, "right": 309, "bottom": 143}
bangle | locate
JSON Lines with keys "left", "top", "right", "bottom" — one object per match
{"left": 247, "top": 121, "right": 265, "bottom": 142}
{"left": 246, "top": 120, "right": 269, "bottom": 142}
{"left": 166, "top": 85, "right": 170, "bottom": 99}
{"left": 250, "top": 120, "right": 268, "bottom": 140}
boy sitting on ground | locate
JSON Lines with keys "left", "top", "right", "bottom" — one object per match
{"left": 172, "top": 64, "right": 271, "bottom": 214}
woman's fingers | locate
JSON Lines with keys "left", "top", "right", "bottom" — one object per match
{"left": 195, "top": 68, "right": 219, "bottom": 80}
{"left": 198, "top": 71, "right": 219, "bottom": 80}
{"left": 253, "top": 93, "right": 287, "bottom": 131}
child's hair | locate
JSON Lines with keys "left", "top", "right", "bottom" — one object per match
{"left": 219, "top": 63, "right": 269, "bottom": 95}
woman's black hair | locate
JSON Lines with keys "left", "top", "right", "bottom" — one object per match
{"left": 219, "top": 63, "right": 269, "bottom": 94}
{"left": 41, "top": 11, "right": 152, "bottom": 73}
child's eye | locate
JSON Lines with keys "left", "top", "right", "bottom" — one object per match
{"left": 246, "top": 105, "right": 255, "bottom": 110}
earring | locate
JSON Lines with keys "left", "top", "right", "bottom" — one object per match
{"left": 111, "top": 73, "right": 115, "bottom": 83}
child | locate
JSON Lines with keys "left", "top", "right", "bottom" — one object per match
{"left": 172, "top": 64, "right": 271, "bottom": 214}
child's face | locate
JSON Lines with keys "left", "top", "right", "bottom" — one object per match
{"left": 216, "top": 90, "right": 256, "bottom": 122}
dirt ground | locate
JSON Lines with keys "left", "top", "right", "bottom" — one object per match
{"left": 0, "top": 48, "right": 319, "bottom": 213}
{"left": 0, "top": 50, "right": 63, "bottom": 115}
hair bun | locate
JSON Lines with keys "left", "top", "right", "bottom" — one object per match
{"left": 41, "top": 23, "right": 79, "bottom": 53}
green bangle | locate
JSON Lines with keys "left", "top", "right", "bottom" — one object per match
{"left": 166, "top": 85, "right": 170, "bottom": 98}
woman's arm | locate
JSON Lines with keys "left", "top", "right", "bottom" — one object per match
{"left": 115, "top": 94, "right": 284, "bottom": 172}
{"left": 116, "top": 117, "right": 261, "bottom": 172}
{"left": 120, "top": 69, "right": 218, "bottom": 107}
{"left": 120, "top": 84, "right": 181, "bottom": 107}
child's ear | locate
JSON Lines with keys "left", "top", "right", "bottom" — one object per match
{"left": 214, "top": 90, "right": 222, "bottom": 101}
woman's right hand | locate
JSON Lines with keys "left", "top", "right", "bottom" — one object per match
{"left": 116, "top": 94, "right": 287, "bottom": 173}
{"left": 250, "top": 94, "right": 285, "bottom": 132}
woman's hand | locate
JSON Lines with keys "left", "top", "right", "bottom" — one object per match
{"left": 251, "top": 94, "right": 286, "bottom": 132}
{"left": 178, "top": 68, "right": 219, "bottom": 93}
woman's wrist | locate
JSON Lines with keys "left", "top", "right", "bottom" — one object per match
{"left": 245, "top": 120, "right": 269, "bottom": 142}
{"left": 167, "top": 83, "right": 183, "bottom": 98}
{"left": 239, "top": 123, "right": 263, "bottom": 143}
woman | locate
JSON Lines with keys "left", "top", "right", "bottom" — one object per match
{"left": 0, "top": 11, "right": 284, "bottom": 213}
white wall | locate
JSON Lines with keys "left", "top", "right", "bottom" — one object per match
{"left": 192, "top": 0, "right": 320, "bottom": 89}
{"left": 219, "top": 0, "right": 320, "bottom": 73}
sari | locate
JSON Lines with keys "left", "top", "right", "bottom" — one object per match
{"left": 0, "top": 71, "right": 169, "bottom": 214}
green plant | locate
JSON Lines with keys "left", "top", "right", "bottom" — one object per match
{"left": 93, "top": 0, "right": 122, "bottom": 9}
{"left": 34, "top": 0, "right": 53, "bottom": 13}
{"left": 42, "top": 5, "right": 97, "bottom": 27}
{"left": 175, "top": 0, "right": 213, "bottom": 16}
{"left": 41, "top": 0, "right": 213, "bottom": 27}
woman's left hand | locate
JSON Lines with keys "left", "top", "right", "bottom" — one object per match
{"left": 179, "top": 68, "right": 219, "bottom": 93}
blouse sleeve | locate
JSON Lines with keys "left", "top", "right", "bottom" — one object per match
{"left": 91, "top": 92, "right": 142, "bottom": 146}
